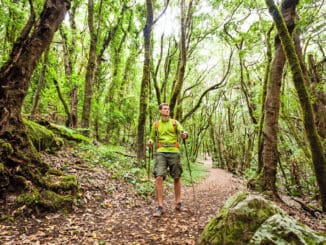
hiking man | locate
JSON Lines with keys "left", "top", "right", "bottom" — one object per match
{"left": 147, "top": 103, "right": 188, "bottom": 217}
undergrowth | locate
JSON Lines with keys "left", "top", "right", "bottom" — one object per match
{"left": 77, "top": 143, "right": 207, "bottom": 198}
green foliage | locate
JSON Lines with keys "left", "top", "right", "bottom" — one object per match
{"left": 0, "top": 0, "right": 322, "bottom": 209}
{"left": 181, "top": 156, "right": 208, "bottom": 185}
{"left": 77, "top": 143, "right": 207, "bottom": 197}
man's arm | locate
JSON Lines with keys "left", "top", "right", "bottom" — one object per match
{"left": 176, "top": 120, "right": 188, "bottom": 139}
{"left": 147, "top": 123, "right": 156, "bottom": 147}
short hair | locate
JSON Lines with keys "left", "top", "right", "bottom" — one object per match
{"left": 159, "top": 103, "right": 169, "bottom": 110}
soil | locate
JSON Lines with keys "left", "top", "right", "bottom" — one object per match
{"left": 1, "top": 150, "right": 325, "bottom": 244}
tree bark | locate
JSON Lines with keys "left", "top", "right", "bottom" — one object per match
{"left": 260, "top": 0, "right": 298, "bottom": 198}
{"left": 81, "top": 0, "right": 97, "bottom": 132}
{"left": 257, "top": 25, "right": 274, "bottom": 174}
{"left": 308, "top": 54, "right": 326, "bottom": 139}
{"left": 30, "top": 48, "right": 50, "bottom": 117}
{"left": 137, "top": 0, "right": 153, "bottom": 164}
{"left": 60, "top": 22, "right": 78, "bottom": 128}
{"left": 265, "top": 0, "right": 326, "bottom": 211}
{"left": 169, "top": 0, "right": 192, "bottom": 117}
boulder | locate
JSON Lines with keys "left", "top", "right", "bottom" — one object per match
{"left": 198, "top": 192, "right": 326, "bottom": 245}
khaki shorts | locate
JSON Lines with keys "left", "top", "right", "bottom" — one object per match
{"left": 153, "top": 153, "right": 183, "bottom": 179}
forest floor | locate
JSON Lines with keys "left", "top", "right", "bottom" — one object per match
{"left": 1, "top": 148, "right": 326, "bottom": 244}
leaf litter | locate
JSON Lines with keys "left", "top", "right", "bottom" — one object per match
{"left": 1, "top": 149, "right": 325, "bottom": 244}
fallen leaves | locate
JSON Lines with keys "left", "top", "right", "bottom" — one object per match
{"left": 1, "top": 150, "right": 324, "bottom": 244}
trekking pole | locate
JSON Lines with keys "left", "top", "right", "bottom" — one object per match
{"left": 183, "top": 138, "right": 195, "bottom": 201}
{"left": 147, "top": 146, "right": 151, "bottom": 180}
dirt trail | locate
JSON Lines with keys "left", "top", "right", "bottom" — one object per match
{"left": 1, "top": 155, "right": 246, "bottom": 244}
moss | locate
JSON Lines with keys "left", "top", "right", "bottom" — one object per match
{"left": 60, "top": 175, "right": 78, "bottom": 190}
{"left": 24, "top": 119, "right": 63, "bottom": 153}
{"left": 45, "top": 174, "right": 78, "bottom": 193}
{"left": 198, "top": 193, "right": 283, "bottom": 245}
{"left": 250, "top": 214, "right": 326, "bottom": 245}
{"left": 16, "top": 188, "right": 74, "bottom": 211}
{"left": 46, "top": 123, "right": 91, "bottom": 143}
{"left": 0, "top": 139, "right": 14, "bottom": 155}
{"left": 17, "top": 188, "right": 41, "bottom": 206}
{"left": 248, "top": 172, "right": 265, "bottom": 192}
{"left": 40, "top": 190, "right": 73, "bottom": 211}
{"left": 0, "top": 162, "right": 4, "bottom": 172}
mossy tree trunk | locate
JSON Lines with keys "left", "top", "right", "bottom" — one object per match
{"left": 0, "top": 0, "right": 76, "bottom": 210}
{"left": 257, "top": 25, "right": 273, "bottom": 174}
{"left": 137, "top": 0, "right": 153, "bottom": 164}
{"left": 308, "top": 54, "right": 326, "bottom": 139}
{"left": 257, "top": 0, "right": 297, "bottom": 198}
{"left": 81, "top": 0, "right": 98, "bottom": 132}
{"left": 169, "top": 0, "right": 192, "bottom": 118}
{"left": 265, "top": 0, "right": 326, "bottom": 211}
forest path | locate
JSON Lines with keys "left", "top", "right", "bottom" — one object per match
{"left": 1, "top": 154, "right": 246, "bottom": 244}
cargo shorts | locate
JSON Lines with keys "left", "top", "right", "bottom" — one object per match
{"left": 153, "top": 152, "right": 183, "bottom": 179}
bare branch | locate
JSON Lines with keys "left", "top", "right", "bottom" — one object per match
{"left": 181, "top": 50, "right": 234, "bottom": 123}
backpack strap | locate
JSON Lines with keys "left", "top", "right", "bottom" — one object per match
{"left": 171, "top": 119, "right": 177, "bottom": 133}
{"left": 155, "top": 119, "right": 179, "bottom": 148}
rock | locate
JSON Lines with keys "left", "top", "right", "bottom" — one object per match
{"left": 250, "top": 214, "right": 326, "bottom": 245}
{"left": 198, "top": 192, "right": 326, "bottom": 245}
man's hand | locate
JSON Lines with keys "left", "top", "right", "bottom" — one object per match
{"left": 147, "top": 140, "right": 153, "bottom": 148}
{"left": 180, "top": 132, "right": 188, "bottom": 139}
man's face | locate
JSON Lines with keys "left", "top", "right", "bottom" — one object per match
{"left": 160, "top": 105, "right": 170, "bottom": 116}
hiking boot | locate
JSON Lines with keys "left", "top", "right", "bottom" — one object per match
{"left": 153, "top": 206, "right": 164, "bottom": 217}
{"left": 175, "top": 202, "right": 184, "bottom": 211}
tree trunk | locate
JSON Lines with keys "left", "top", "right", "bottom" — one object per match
{"left": 257, "top": 26, "right": 274, "bottom": 174}
{"left": 53, "top": 79, "right": 73, "bottom": 127}
{"left": 30, "top": 48, "right": 50, "bottom": 117}
{"left": 257, "top": 0, "right": 300, "bottom": 199}
{"left": 265, "top": 0, "right": 326, "bottom": 211}
{"left": 60, "top": 23, "right": 78, "bottom": 128}
{"left": 261, "top": 41, "right": 286, "bottom": 197}
{"left": 137, "top": 0, "right": 153, "bottom": 164}
{"left": 0, "top": 0, "right": 76, "bottom": 209}
{"left": 81, "top": 0, "right": 97, "bottom": 132}
{"left": 308, "top": 54, "right": 326, "bottom": 139}
{"left": 169, "top": 0, "right": 191, "bottom": 117}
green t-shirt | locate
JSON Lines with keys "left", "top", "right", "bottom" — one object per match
{"left": 150, "top": 118, "right": 185, "bottom": 153}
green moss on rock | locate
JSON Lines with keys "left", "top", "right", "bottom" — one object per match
{"left": 250, "top": 214, "right": 326, "bottom": 245}
{"left": 60, "top": 175, "right": 78, "bottom": 191}
{"left": 199, "top": 193, "right": 326, "bottom": 245}
{"left": 0, "top": 139, "right": 14, "bottom": 155}
{"left": 24, "top": 119, "right": 63, "bottom": 153}
{"left": 198, "top": 192, "right": 283, "bottom": 245}
{"left": 47, "top": 123, "right": 90, "bottom": 143}
{"left": 45, "top": 174, "right": 78, "bottom": 193}
{"left": 39, "top": 190, "right": 73, "bottom": 211}
{"left": 17, "top": 188, "right": 41, "bottom": 206}
{"left": 16, "top": 188, "right": 74, "bottom": 211}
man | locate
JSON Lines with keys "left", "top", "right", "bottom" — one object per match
{"left": 147, "top": 103, "right": 188, "bottom": 217}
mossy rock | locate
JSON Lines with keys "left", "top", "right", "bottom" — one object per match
{"left": 198, "top": 192, "right": 283, "bottom": 245}
{"left": 17, "top": 187, "right": 75, "bottom": 211}
{"left": 0, "top": 162, "right": 4, "bottom": 172}
{"left": 0, "top": 162, "right": 9, "bottom": 188}
{"left": 17, "top": 187, "right": 41, "bottom": 206}
{"left": 39, "top": 190, "right": 74, "bottom": 211}
{"left": 45, "top": 174, "right": 78, "bottom": 193}
{"left": 46, "top": 123, "right": 91, "bottom": 143}
{"left": 250, "top": 214, "right": 326, "bottom": 245}
{"left": 24, "top": 119, "right": 63, "bottom": 153}
{"left": 198, "top": 192, "right": 326, "bottom": 245}
{"left": 0, "top": 139, "right": 14, "bottom": 156}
